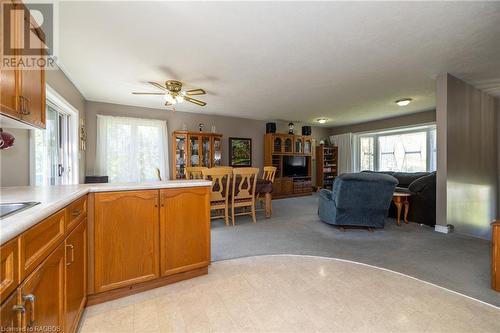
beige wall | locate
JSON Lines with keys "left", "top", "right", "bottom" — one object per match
{"left": 330, "top": 110, "right": 436, "bottom": 135}
{"left": 436, "top": 73, "right": 498, "bottom": 239}
{"left": 85, "top": 101, "right": 331, "bottom": 182}
{"left": 0, "top": 66, "right": 86, "bottom": 186}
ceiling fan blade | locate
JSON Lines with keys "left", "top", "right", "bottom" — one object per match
{"left": 148, "top": 81, "right": 168, "bottom": 91}
{"left": 185, "top": 88, "right": 206, "bottom": 96}
{"left": 132, "top": 92, "right": 165, "bottom": 95}
{"left": 184, "top": 96, "right": 207, "bottom": 106}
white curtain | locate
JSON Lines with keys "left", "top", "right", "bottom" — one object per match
{"left": 96, "top": 115, "right": 169, "bottom": 182}
{"left": 330, "top": 133, "right": 353, "bottom": 175}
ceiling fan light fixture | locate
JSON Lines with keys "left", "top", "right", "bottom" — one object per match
{"left": 165, "top": 94, "right": 177, "bottom": 105}
{"left": 396, "top": 98, "right": 412, "bottom": 106}
{"left": 175, "top": 95, "right": 184, "bottom": 103}
{"left": 317, "top": 118, "right": 327, "bottom": 124}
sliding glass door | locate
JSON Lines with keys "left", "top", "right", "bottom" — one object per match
{"left": 34, "top": 105, "right": 72, "bottom": 185}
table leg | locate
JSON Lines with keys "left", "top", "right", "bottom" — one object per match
{"left": 265, "top": 192, "right": 272, "bottom": 219}
{"left": 403, "top": 198, "right": 409, "bottom": 224}
{"left": 393, "top": 198, "right": 402, "bottom": 226}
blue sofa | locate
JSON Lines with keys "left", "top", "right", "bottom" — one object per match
{"left": 318, "top": 173, "right": 398, "bottom": 228}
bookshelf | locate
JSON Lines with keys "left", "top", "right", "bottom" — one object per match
{"left": 316, "top": 145, "right": 338, "bottom": 189}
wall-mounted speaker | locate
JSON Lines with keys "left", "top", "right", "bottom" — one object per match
{"left": 302, "top": 126, "right": 311, "bottom": 136}
{"left": 266, "top": 122, "right": 276, "bottom": 133}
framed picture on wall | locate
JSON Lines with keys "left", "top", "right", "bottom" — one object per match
{"left": 229, "top": 137, "right": 252, "bottom": 167}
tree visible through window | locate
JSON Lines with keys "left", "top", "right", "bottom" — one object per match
{"left": 356, "top": 125, "right": 436, "bottom": 172}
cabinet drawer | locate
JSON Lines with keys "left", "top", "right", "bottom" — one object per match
{"left": 20, "top": 210, "right": 65, "bottom": 279}
{"left": 66, "top": 195, "right": 87, "bottom": 232}
{"left": 0, "top": 238, "right": 19, "bottom": 303}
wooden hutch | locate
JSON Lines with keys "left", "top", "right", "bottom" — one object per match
{"left": 172, "top": 131, "right": 223, "bottom": 179}
{"left": 316, "top": 145, "right": 338, "bottom": 189}
{"left": 264, "top": 133, "right": 313, "bottom": 198}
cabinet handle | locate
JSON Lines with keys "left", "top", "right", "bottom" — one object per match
{"left": 154, "top": 194, "right": 159, "bottom": 208}
{"left": 66, "top": 244, "right": 75, "bottom": 265}
{"left": 71, "top": 209, "right": 81, "bottom": 218}
{"left": 22, "top": 294, "right": 35, "bottom": 327}
{"left": 12, "top": 304, "right": 26, "bottom": 328}
{"left": 160, "top": 194, "right": 165, "bottom": 207}
{"left": 18, "top": 96, "right": 31, "bottom": 115}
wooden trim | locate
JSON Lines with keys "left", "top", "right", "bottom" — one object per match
{"left": 87, "top": 193, "right": 95, "bottom": 295}
{"left": 86, "top": 266, "right": 208, "bottom": 305}
{"left": 492, "top": 221, "right": 499, "bottom": 292}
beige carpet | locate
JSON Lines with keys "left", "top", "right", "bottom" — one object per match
{"left": 79, "top": 255, "right": 500, "bottom": 333}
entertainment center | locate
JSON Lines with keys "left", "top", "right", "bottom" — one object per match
{"left": 264, "top": 133, "right": 313, "bottom": 198}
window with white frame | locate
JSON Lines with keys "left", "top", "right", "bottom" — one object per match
{"left": 32, "top": 87, "right": 79, "bottom": 185}
{"left": 95, "top": 115, "right": 169, "bottom": 183}
{"left": 354, "top": 125, "right": 436, "bottom": 172}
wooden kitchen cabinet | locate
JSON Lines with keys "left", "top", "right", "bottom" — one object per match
{"left": 0, "top": 0, "right": 46, "bottom": 128}
{"left": 20, "top": 209, "right": 65, "bottom": 280}
{"left": 93, "top": 190, "right": 160, "bottom": 292}
{"left": 160, "top": 187, "right": 210, "bottom": 276}
{"left": 65, "top": 220, "right": 87, "bottom": 333}
{"left": 20, "top": 242, "right": 65, "bottom": 332}
{"left": 0, "top": 290, "right": 23, "bottom": 330}
{"left": 0, "top": 238, "right": 19, "bottom": 303}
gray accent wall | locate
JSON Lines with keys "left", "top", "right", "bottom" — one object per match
{"left": 436, "top": 73, "right": 498, "bottom": 239}
{"left": 85, "top": 101, "right": 331, "bottom": 182}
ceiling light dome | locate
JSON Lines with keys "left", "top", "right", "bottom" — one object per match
{"left": 317, "top": 118, "right": 327, "bottom": 124}
{"left": 396, "top": 98, "right": 412, "bottom": 106}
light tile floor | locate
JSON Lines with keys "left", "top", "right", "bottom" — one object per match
{"left": 79, "top": 255, "right": 500, "bottom": 333}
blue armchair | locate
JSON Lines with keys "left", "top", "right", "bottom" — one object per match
{"left": 318, "top": 173, "right": 398, "bottom": 228}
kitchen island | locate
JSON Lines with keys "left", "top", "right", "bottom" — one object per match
{"left": 0, "top": 180, "right": 211, "bottom": 333}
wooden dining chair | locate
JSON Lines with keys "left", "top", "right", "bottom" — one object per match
{"left": 202, "top": 168, "right": 231, "bottom": 226}
{"left": 213, "top": 166, "right": 233, "bottom": 177}
{"left": 256, "top": 166, "right": 277, "bottom": 211}
{"left": 262, "top": 166, "right": 277, "bottom": 182}
{"left": 231, "top": 167, "right": 259, "bottom": 225}
{"left": 186, "top": 167, "right": 207, "bottom": 179}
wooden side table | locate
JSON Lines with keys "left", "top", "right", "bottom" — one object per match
{"left": 392, "top": 193, "right": 411, "bottom": 226}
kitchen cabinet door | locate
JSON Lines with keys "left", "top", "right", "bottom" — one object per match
{"left": 65, "top": 220, "right": 87, "bottom": 333}
{"left": 19, "top": 243, "right": 65, "bottom": 332}
{"left": 18, "top": 19, "right": 45, "bottom": 128}
{"left": 0, "top": 237, "right": 19, "bottom": 303}
{"left": 0, "top": 290, "right": 23, "bottom": 331}
{"left": 94, "top": 190, "right": 160, "bottom": 292}
{"left": 159, "top": 187, "right": 210, "bottom": 276}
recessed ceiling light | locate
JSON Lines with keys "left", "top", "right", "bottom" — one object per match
{"left": 317, "top": 118, "right": 327, "bottom": 124}
{"left": 396, "top": 98, "right": 412, "bottom": 106}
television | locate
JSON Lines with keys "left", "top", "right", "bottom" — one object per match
{"left": 283, "top": 156, "right": 308, "bottom": 177}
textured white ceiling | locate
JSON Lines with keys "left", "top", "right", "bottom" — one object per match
{"left": 57, "top": 1, "right": 500, "bottom": 126}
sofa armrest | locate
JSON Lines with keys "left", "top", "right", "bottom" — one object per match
{"left": 319, "top": 188, "right": 333, "bottom": 201}
{"left": 408, "top": 173, "right": 435, "bottom": 193}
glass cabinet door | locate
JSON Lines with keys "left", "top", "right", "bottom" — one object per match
{"left": 304, "top": 139, "right": 312, "bottom": 154}
{"left": 273, "top": 136, "right": 282, "bottom": 153}
{"left": 295, "top": 137, "right": 303, "bottom": 153}
{"left": 213, "top": 136, "right": 222, "bottom": 166}
{"left": 189, "top": 135, "right": 200, "bottom": 166}
{"left": 174, "top": 134, "right": 187, "bottom": 179}
{"left": 284, "top": 137, "right": 293, "bottom": 153}
{"left": 201, "top": 136, "right": 211, "bottom": 167}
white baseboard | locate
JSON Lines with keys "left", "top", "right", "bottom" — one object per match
{"left": 435, "top": 225, "right": 449, "bottom": 234}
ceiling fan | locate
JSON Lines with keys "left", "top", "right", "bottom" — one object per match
{"left": 132, "top": 80, "right": 207, "bottom": 110}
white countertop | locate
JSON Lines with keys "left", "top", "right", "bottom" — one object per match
{"left": 0, "top": 180, "right": 212, "bottom": 245}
